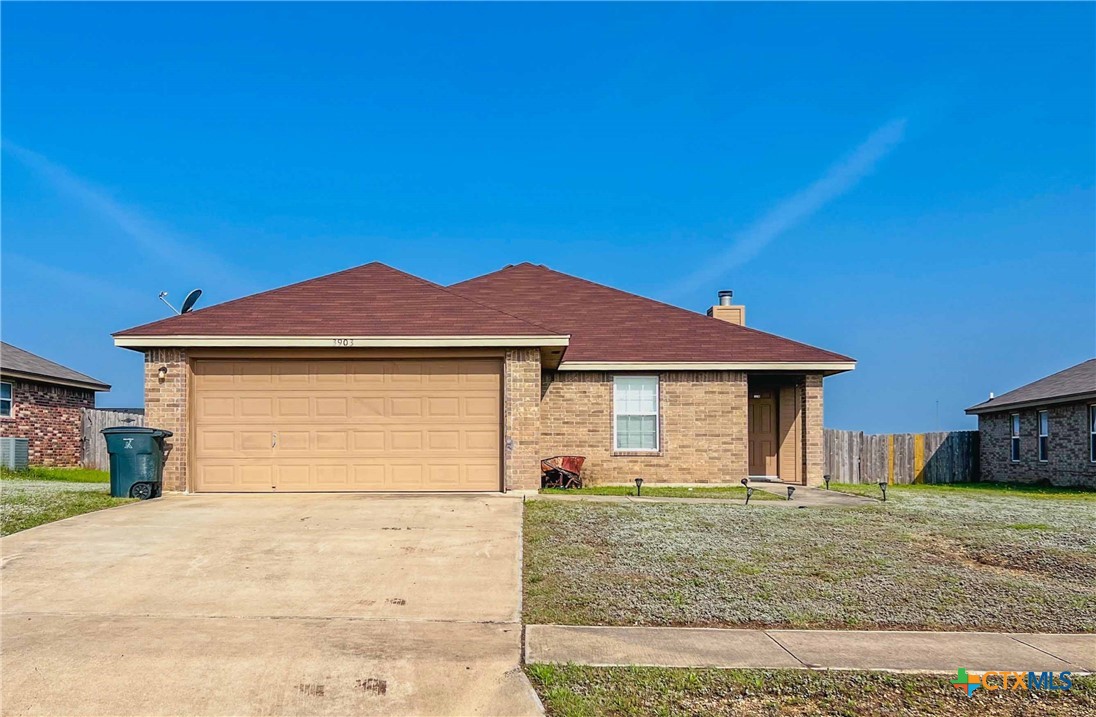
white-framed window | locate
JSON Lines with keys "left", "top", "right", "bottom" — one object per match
{"left": 1089, "top": 405, "right": 1096, "bottom": 463}
{"left": 1037, "top": 410, "right": 1049, "bottom": 462}
{"left": 613, "top": 376, "right": 659, "bottom": 452}
{"left": 1010, "top": 413, "right": 1021, "bottom": 462}
{"left": 0, "top": 382, "right": 11, "bottom": 418}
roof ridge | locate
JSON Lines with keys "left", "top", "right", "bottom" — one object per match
{"left": 459, "top": 263, "right": 852, "bottom": 362}
{"left": 386, "top": 265, "right": 564, "bottom": 336}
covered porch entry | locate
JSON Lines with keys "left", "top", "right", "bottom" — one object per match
{"left": 747, "top": 375, "right": 809, "bottom": 484}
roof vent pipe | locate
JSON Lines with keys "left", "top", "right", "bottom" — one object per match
{"left": 718, "top": 290, "right": 734, "bottom": 306}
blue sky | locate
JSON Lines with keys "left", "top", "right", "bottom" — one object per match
{"left": 2, "top": 3, "right": 1093, "bottom": 432}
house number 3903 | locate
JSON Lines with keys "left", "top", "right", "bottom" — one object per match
{"left": 332, "top": 338, "right": 354, "bottom": 347}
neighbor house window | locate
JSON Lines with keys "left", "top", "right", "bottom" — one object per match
{"left": 1090, "top": 405, "right": 1096, "bottom": 463}
{"left": 1037, "top": 410, "right": 1049, "bottom": 462}
{"left": 0, "top": 382, "right": 11, "bottom": 418}
{"left": 613, "top": 376, "right": 659, "bottom": 452}
{"left": 1010, "top": 413, "right": 1020, "bottom": 462}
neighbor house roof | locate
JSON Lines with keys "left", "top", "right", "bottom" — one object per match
{"left": 114, "top": 263, "right": 567, "bottom": 348}
{"left": 451, "top": 263, "right": 854, "bottom": 369}
{"left": 0, "top": 342, "right": 110, "bottom": 391}
{"left": 965, "top": 359, "right": 1096, "bottom": 415}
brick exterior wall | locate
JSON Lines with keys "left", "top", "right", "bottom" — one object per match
{"left": 979, "top": 402, "right": 1096, "bottom": 487}
{"left": 503, "top": 348, "right": 541, "bottom": 491}
{"left": 144, "top": 349, "right": 189, "bottom": 491}
{"left": 803, "top": 373, "right": 825, "bottom": 487}
{"left": 540, "top": 370, "right": 749, "bottom": 485}
{"left": 0, "top": 378, "right": 95, "bottom": 466}
{"left": 136, "top": 345, "right": 829, "bottom": 493}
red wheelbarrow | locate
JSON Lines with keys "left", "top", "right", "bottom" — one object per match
{"left": 541, "top": 456, "right": 586, "bottom": 489}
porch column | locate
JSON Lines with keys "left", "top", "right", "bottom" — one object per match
{"left": 802, "top": 373, "right": 824, "bottom": 487}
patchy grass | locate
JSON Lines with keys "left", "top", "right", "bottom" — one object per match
{"left": 524, "top": 486, "right": 1096, "bottom": 632}
{"left": 542, "top": 485, "right": 780, "bottom": 501}
{"left": 0, "top": 466, "right": 109, "bottom": 483}
{"left": 525, "top": 664, "right": 1094, "bottom": 717}
{"left": 1, "top": 480, "right": 133, "bottom": 536}
{"left": 831, "top": 481, "right": 1096, "bottom": 502}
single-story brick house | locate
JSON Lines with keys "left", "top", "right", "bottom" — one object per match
{"left": 0, "top": 342, "right": 111, "bottom": 466}
{"left": 966, "top": 358, "right": 1096, "bottom": 488}
{"left": 113, "top": 263, "right": 854, "bottom": 493}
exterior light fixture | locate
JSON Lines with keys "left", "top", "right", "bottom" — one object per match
{"left": 157, "top": 366, "right": 168, "bottom": 381}
{"left": 740, "top": 478, "right": 748, "bottom": 487}
{"left": 745, "top": 486, "right": 754, "bottom": 505}
{"left": 634, "top": 477, "right": 644, "bottom": 496}
{"left": 878, "top": 481, "right": 888, "bottom": 502}
{"left": 823, "top": 474, "right": 831, "bottom": 490}
{"left": 787, "top": 486, "right": 795, "bottom": 501}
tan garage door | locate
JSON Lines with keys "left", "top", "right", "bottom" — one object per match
{"left": 192, "top": 359, "right": 501, "bottom": 492}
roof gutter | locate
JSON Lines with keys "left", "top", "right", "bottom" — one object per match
{"left": 0, "top": 369, "right": 111, "bottom": 392}
{"left": 965, "top": 391, "right": 1096, "bottom": 415}
{"left": 113, "top": 335, "right": 570, "bottom": 349}
{"left": 557, "top": 361, "right": 856, "bottom": 373}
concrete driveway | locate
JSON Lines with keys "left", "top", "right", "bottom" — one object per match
{"left": 1, "top": 494, "right": 541, "bottom": 717}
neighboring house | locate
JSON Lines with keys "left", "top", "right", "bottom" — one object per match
{"left": 113, "top": 263, "right": 854, "bottom": 493}
{"left": 966, "top": 359, "right": 1096, "bottom": 488}
{"left": 0, "top": 342, "right": 111, "bottom": 466}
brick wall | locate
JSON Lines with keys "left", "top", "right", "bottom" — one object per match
{"left": 143, "top": 349, "right": 189, "bottom": 491}
{"left": 504, "top": 348, "right": 541, "bottom": 491}
{"left": 0, "top": 378, "right": 95, "bottom": 466}
{"left": 540, "top": 370, "right": 749, "bottom": 485}
{"left": 802, "top": 373, "right": 824, "bottom": 487}
{"left": 979, "top": 402, "right": 1096, "bottom": 487}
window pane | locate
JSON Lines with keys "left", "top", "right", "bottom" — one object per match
{"left": 0, "top": 399, "right": 9, "bottom": 417}
{"left": 616, "top": 415, "right": 657, "bottom": 450}
{"left": 1090, "top": 407, "right": 1096, "bottom": 433}
{"left": 1011, "top": 415, "right": 1020, "bottom": 436}
{"left": 0, "top": 383, "right": 10, "bottom": 400}
{"left": 614, "top": 377, "right": 657, "bottom": 414}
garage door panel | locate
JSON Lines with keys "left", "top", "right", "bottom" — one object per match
{"left": 193, "top": 359, "right": 501, "bottom": 492}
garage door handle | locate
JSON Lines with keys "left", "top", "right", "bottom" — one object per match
{"left": 272, "top": 432, "right": 277, "bottom": 448}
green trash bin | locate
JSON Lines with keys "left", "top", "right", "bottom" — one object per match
{"left": 102, "top": 427, "right": 173, "bottom": 500}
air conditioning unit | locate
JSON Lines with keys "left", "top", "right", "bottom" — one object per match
{"left": 0, "top": 437, "right": 29, "bottom": 471}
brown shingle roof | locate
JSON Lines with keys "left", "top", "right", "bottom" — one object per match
{"left": 0, "top": 342, "right": 110, "bottom": 391}
{"left": 965, "top": 359, "right": 1096, "bottom": 414}
{"left": 450, "top": 263, "right": 854, "bottom": 365}
{"left": 114, "top": 263, "right": 561, "bottom": 338}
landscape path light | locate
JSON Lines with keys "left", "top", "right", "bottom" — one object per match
{"left": 787, "top": 486, "right": 795, "bottom": 501}
{"left": 823, "top": 474, "right": 831, "bottom": 490}
{"left": 878, "top": 481, "right": 888, "bottom": 502}
{"left": 745, "top": 486, "right": 754, "bottom": 506}
{"left": 634, "top": 477, "right": 644, "bottom": 497}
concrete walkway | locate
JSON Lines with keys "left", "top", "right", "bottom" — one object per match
{"left": 525, "top": 625, "right": 1096, "bottom": 674}
{"left": 531, "top": 486, "right": 874, "bottom": 508}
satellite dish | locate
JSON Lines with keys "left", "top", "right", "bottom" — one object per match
{"left": 180, "top": 289, "right": 203, "bottom": 314}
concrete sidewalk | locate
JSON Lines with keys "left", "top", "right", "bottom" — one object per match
{"left": 525, "top": 625, "right": 1096, "bottom": 674}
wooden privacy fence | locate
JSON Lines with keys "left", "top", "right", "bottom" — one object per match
{"left": 824, "top": 429, "right": 979, "bottom": 485}
{"left": 81, "top": 408, "right": 145, "bottom": 470}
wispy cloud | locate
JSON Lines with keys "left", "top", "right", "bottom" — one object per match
{"left": 2, "top": 254, "right": 149, "bottom": 308}
{"left": 2, "top": 139, "right": 249, "bottom": 290}
{"left": 672, "top": 118, "right": 907, "bottom": 296}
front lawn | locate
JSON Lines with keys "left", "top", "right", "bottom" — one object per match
{"left": 831, "top": 481, "right": 1096, "bottom": 501}
{"left": 526, "top": 664, "right": 1095, "bottom": 717}
{"left": 541, "top": 485, "right": 780, "bottom": 501}
{"left": 1, "top": 470, "right": 132, "bottom": 536}
{"left": 0, "top": 466, "right": 110, "bottom": 483}
{"left": 524, "top": 485, "right": 1096, "bottom": 632}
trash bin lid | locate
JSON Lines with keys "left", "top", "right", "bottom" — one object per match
{"left": 101, "top": 427, "right": 174, "bottom": 437}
